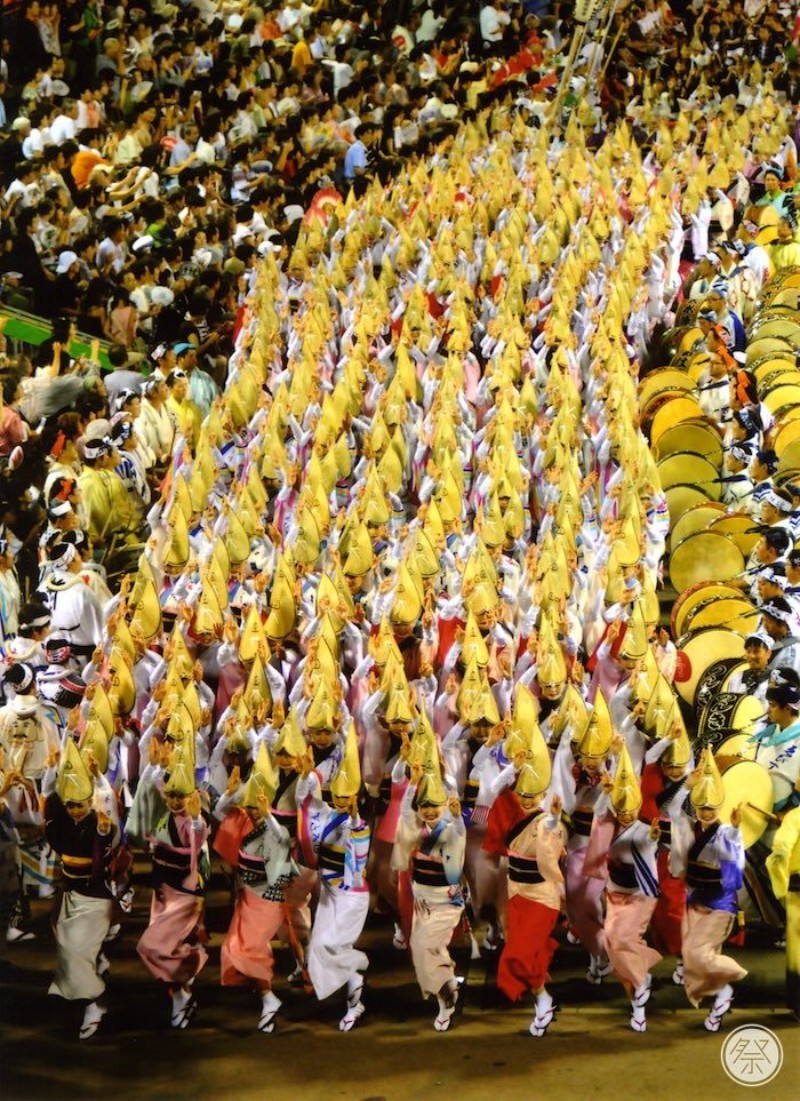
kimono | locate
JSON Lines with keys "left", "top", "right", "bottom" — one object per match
{"left": 392, "top": 795, "right": 466, "bottom": 999}
{"left": 300, "top": 776, "right": 370, "bottom": 1001}
{"left": 485, "top": 789, "right": 566, "bottom": 1001}
{"left": 444, "top": 729, "right": 506, "bottom": 928}
{"left": 671, "top": 815, "right": 748, "bottom": 1006}
{"left": 556, "top": 750, "right": 609, "bottom": 959}
{"left": 215, "top": 802, "right": 297, "bottom": 989}
{"left": 137, "top": 797, "right": 210, "bottom": 987}
{"left": 44, "top": 793, "right": 117, "bottom": 1002}
{"left": 601, "top": 819, "right": 662, "bottom": 991}
{"left": 640, "top": 761, "right": 688, "bottom": 957}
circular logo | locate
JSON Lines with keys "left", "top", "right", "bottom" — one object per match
{"left": 721, "top": 1024, "right": 784, "bottom": 1087}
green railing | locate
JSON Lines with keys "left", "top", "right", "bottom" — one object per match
{"left": 0, "top": 305, "right": 113, "bottom": 370}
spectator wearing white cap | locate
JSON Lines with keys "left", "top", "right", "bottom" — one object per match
{"left": 10, "top": 117, "right": 31, "bottom": 140}
{"left": 50, "top": 250, "right": 84, "bottom": 315}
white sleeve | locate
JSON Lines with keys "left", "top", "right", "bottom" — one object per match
{"left": 490, "top": 762, "right": 517, "bottom": 799}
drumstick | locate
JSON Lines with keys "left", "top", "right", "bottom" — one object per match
{"left": 702, "top": 713, "right": 770, "bottom": 731}
{"left": 689, "top": 609, "right": 760, "bottom": 623}
{"left": 745, "top": 802, "right": 779, "bottom": 822}
{"left": 708, "top": 709, "right": 774, "bottom": 726}
{"left": 683, "top": 479, "right": 757, "bottom": 490}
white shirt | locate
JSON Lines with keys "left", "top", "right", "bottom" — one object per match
{"left": 22, "top": 128, "right": 45, "bottom": 159}
{"left": 696, "top": 370, "right": 730, "bottom": 422}
{"left": 277, "top": 2, "right": 313, "bottom": 34}
{"left": 195, "top": 137, "right": 218, "bottom": 165}
{"left": 6, "top": 178, "right": 40, "bottom": 208}
{"left": 49, "top": 113, "right": 78, "bottom": 146}
{"left": 115, "top": 132, "right": 143, "bottom": 167}
{"left": 417, "top": 9, "right": 446, "bottom": 43}
{"left": 322, "top": 59, "right": 354, "bottom": 97}
{"left": 480, "top": 4, "right": 510, "bottom": 43}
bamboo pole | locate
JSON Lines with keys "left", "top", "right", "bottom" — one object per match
{"left": 599, "top": 19, "right": 626, "bottom": 85}
{"left": 594, "top": 0, "right": 621, "bottom": 74}
{"left": 550, "top": 20, "right": 589, "bottom": 131}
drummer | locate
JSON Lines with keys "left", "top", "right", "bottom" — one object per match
{"left": 696, "top": 347, "right": 733, "bottom": 422}
{"left": 756, "top": 564, "right": 790, "bottom": 608}
{"left": 759, "top": 488, "right": 795, "bottom": 535}
{"left": 721, "top": 443, "right": 756, "bottom": 512}
{"left": 694, "top": 307, "right": 719, "bottom": 341}
{"left": 782, "top": 488, "right": 800, "bottom": 543}
{"left": 754, "top": 163, "right": 793, "bottom": 218}
{"left": 702, "top": 282, "right": 745, "bottom": 352}
{"left": 769, "top": 214, "right": 800, "bottom": 273}
{"left": 785, "top": 547, "right": 800, "bottom": 598}
{"left": 728, "top": 370, "right": 775, "bottom": 447}
{"left": 749, "top": 670, "right": 800, "bottom": 815}
{"left": 748, "top": 448, "right": 779, "bottom": 511}
{"left": 733, "top": 528, "right": 791, "bottom": 600}
{"left": 727, "top": 632, "right": 773, "bottom": 702}
{"left": 760, "top": 597, "right": 800, "bottom": 678}
{"left": 685, "top": 254, "right": 722, "bottom": 303}
{"left": 727, "top": 409, "right": 762, "bottom": 453}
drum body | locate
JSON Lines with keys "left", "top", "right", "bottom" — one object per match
{"left": 673, "top": 629, "right": 746, "bottom": 707}
{"left": 714, "top": 734, "right": 757, "bottom": 762}
{"left": 697, "top": 693, "right": 764, "bottom": 752}
{"left": 694, "top": 658, "right": 748, "bottom": 714}
{"left": 655, "top": 422, "right": 724, "bottom": 467}
{"left": 706, "top": 513, "right": 760, "bottom": 557}
{"left": 668, "top": 504, "right": 727, "bottom": 556}
{"left": 716, "top": 758, "right": 774, "bottom": 849}
{"left": 669, "top": 531, "right": 744, "bottom": 592}
{"left": 686, "top": 598, "right": 758, "bottom": 637}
